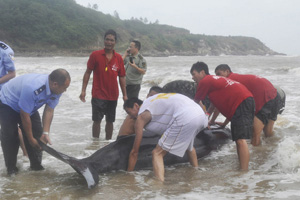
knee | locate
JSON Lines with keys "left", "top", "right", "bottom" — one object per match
{"left": 93, "top": 121, "right": 101, "bottom": 125}
{"left": 152, "top": 148, "right": 159, "bottom": 157}
{"left": 152, "top": 146, "right": 165, "bottom": 158}
{"left": 236, "top": 139, "right": 247, "bottom": 147}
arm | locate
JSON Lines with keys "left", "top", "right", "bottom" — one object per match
{"left": 20, "top": 109, "right": 41, "bottom": 150}
{"left": 79, "top": 68, "right": 92, "bottom": 102}
{"left": 207, "top": 106, "right": 229, "bottom": 127}
{"left": 122, "top": 48, "right": 130, "bottom": 60}
{"left": 207, "top": 104, "right": 218, "bottom": 125}
{"left": 198, "top": 100, "right": 207, "bottom": 112}
{"left": 0, "top": 70, "right": 16, "bottom": 84}
{"left": 118, "top": 115, "right": 136, "bottom": 136}
{"left": 39, "top": 104, "right": 54, "bottom": 145}
{"left": 127, "top": 110, "right": 152, "bottom": 171}
{"left": 216, "top": 118, "right": 230, "bottom": 128}
{"left": 119, "top": 76, "right": 128, "bottom": 101}
{"left": 128, "top": 61, "right": 146, "bottom": 75}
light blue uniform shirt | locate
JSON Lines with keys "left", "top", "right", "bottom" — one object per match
{"left": 0, "top": 74, "right": 61, "bottom": 115}
{"left": 0, "top": 41, "right": 16, "bottom": 90}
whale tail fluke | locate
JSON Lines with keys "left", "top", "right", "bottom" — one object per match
{"left": 39, "top": 141, "right": 99, "bottom": 188}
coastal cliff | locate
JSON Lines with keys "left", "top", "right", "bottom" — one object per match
{"left": 0, "top": 0, "right": 284, "bottom": 56}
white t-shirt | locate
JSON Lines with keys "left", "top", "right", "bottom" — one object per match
{"left": 139, "top": 93, "right": 207, "bottom": 157}
{"left": 139, "top": 93, "right": 205, "bottom": 134}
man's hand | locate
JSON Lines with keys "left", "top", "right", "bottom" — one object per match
{"left": 40, "top": 134, "right": 52, "bottom": 145}
{"left": 29, "top": 137, "right": 41, "bottom": 150}
{"left": 215, "top": 122, "right": 226, "bottom": 128}
{"left": 79, "top": 91, "right": 86, "bottom": 102}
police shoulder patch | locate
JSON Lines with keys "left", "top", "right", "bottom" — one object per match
{"left": 34, "top": 85, "right": 46, "bottom": 95}
{"left": 0, "top": 42, "right": 8, "bottom": 50}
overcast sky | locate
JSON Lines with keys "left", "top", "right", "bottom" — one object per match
{"left": 75, "top": 0, "right": 300, "bottom": 55}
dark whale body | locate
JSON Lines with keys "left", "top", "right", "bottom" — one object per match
{"left": 40, "top": 80, "right": 231, "bottom": 188}
{"left": 40, "top": 127, "right": 231, "bottom": 188}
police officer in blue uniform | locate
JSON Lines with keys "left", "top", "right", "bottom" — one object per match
{"left": 0, "top": 68, "right": 71, "bottom": 175}
{"left": 0, "top": 41, "right": 16, "bottom": 90}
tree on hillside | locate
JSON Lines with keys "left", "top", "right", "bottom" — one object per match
{"left": 143, "top": 18, "right": 148, "bottom": 24}
{"left": 114, "top": 10, "right": 120, "bottom": 19}
{"left": 92, "top": 4, "right": 98, "bottom": 10}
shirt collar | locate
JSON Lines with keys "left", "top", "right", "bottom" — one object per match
{"left": 101, "top": 49, "right": 116, "bottom": 57}
{"left": 132, "top": 52, "right": 140, "bottom": 58}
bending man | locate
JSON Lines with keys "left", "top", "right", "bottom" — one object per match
{"left": 0, "top": 69, "right": 70, "bottom": 175}
{"left": 191, "top": 62, "right": 254, "bottom": 170}
{"left": 124, "top": 93, "right": 208, "bottom": 181}
{"left": 215, "top": 64, "right": 282, "bottom": 146}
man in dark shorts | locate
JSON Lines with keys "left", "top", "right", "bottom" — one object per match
{"left": 191, "top": 61, "right": 254, "bottom": 170}
{"left": 79, "top": 29, "right": 127, "bottom": 140}
{"left": 215, "top": 64, "right": 284, "bottom": 146}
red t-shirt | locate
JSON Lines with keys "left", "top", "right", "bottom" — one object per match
{"left": 228, "top": 73, "right": 277, "bottom": 114}
{"left": 87, "top": 49, "right": 125, "bottom": 100}
{"left": 194, "top": 75, "right": 253, "bottom": 120}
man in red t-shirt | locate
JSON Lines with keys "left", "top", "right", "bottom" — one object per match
{"left": 215, "top": 64, "right": 281, "bottom": 146}
{"left": 79, "top": 29, "right": 127, "bottom": 140}
{"left": 190, "top": 61, "right": 254, "bottom": 170}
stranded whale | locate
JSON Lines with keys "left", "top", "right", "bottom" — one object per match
{"left": 40, "top": 126, "right": 231, "bottom": 188}
{"left": 40, "top": 80, "right": 231, "bottom": 188}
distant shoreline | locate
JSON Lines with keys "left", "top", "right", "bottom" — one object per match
{"left": 15, "top": 49, "right": 286, "bottom": 57}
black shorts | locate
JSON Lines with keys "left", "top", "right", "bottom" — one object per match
{"left": 91, "top": 98, "right": 117, "bottom": 122}
{"left": 256, "top": 93, "right": 281, "bottom": 125}
{"left": 231, "top": 97, "right": 255, "bottom": 141}
{"left": 126, "top": 84, "right": 141, "bottom": 99}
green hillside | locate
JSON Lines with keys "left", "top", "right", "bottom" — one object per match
{"left": 0, "top": 0, "right": 283, "bottom": 56}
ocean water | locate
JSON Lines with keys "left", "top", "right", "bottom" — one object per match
{"left": 0, "top": 55, "right": 300, "bottom": 199}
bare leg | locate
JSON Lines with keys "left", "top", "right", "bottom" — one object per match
{"left": 18, "top": 127, "right": 28, "bottom": 157}
{"left": 187, "top": 147, "right": 198, "bottom": 167}
{"left": 251, "top": 116, "right": 264, "bottom": 146}
{"left": 263, "top": 120, "right": 275, "bottom": 137}
{"left": 236, "top": 139, "right": 249, "bottom": 170}
{"left": 92, "top": 121, "right": 101, "bottom": 138}
{"left": 152, "top": 145, "right": 167, "bottom": 182}
{"left": 105, "top": 121, "right": 113, "bottom": 140}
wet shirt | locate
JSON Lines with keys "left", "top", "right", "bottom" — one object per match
{"left": 0, "top": 74, "right": 61, "bottom": 115}
{"left": 87, "top": 49, "right": 125, "bottom": 100}
{"left": 124, "top": 53, "right": 147, "bottom": 85}
{"left": 194, "top": 75, "right": 252, "bottom": 120}
{"left": 0, "top": 41, "right": 15, "bottom": 90}
{"left": 139, "top": 93, "right": 205, "bottom": 134}
{"left": 228, "top": 73, "right": 277, "bottom": 114}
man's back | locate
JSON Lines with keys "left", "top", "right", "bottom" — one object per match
{"left": 228, "top": 73, "right": 277, "bottom": 113}
{"left": 195, "top": 75, "right": 252, "bottom": 120}
{"left": 140, "top": 93, "right": 205, "bottom": 134}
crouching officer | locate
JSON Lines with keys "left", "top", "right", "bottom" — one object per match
{"left": 0, "top": 69, "right": 70, "bottom": 175}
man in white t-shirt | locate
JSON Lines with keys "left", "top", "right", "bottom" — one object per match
{"left": 123, "top": 93, "right": 208, "bottom": 181}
